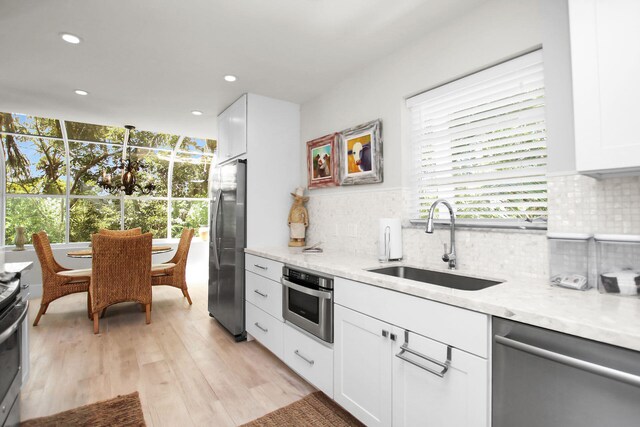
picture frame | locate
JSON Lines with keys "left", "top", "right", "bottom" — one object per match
{"left": 339, "top": 119, "right": 383, "bottom": 185}
{"left": 306, "top": 133, "right": 340, "bottom": 189}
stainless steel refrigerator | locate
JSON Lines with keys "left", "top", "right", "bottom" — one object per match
{"left": 208, "top": 159, "right": 247, "bottom": 341}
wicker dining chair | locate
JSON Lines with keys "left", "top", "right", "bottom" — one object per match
{"left": 32, "top": 231, "right": 92, "bottom": 326}
{"left": 90, "top": 232, "right": 153, "bottom": 334}
{"left": 151, "top": 228, "right": 194, "bottom": 305}
{"left": 98, "top": 227, "right": 142, "bottom": 236}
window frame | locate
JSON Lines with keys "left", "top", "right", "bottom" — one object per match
{"left": 1, "top": 117, "right": 215, "bottom": 245}
{"left": 406, "top": 49, "right": 548, "bottom": 231}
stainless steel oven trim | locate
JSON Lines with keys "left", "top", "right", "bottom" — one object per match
{"left": 282, "top": 279, "right": 333, "bottom": 343}
{"left": 281, "top": 278, "right": 332, "bottom": 299}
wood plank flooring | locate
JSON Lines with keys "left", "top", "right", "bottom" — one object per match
{"left": 20, "top": 280, "right": 316, "bottom": 426}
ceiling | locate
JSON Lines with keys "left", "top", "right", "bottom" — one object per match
{"left": 0, "top": 0, "right": 486, "bottom": 138}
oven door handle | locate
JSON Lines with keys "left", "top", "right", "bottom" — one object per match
{"left": 0, "top": 300, "right": 28, "bottom": 345}
{"left": 281, "top": 278, "right": 332, "bottom": 300}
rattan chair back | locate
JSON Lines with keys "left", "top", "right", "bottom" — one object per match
{"left": 91, "top": 232, "right": 153, "bottom": 315}
{"left": 98, "top": 227, "right": 142, "bottom": 237}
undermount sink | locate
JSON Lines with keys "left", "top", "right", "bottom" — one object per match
{"left": 368, "top": 266, "right": 502, "bottom": 291}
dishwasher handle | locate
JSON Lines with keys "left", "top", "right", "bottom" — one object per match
{"left": 495, "top": 334, "right": 640, "bottom": 388}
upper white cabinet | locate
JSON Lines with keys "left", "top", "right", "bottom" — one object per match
{"left": 217, "top": 94, "right": 247, "bottom": 162}
{"left": 569, "top": 0, "right": 640, "bottom": 174}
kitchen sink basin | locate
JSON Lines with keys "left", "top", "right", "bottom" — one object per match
{"left": 368, "top": 266, "right": 502, "bottom": 291}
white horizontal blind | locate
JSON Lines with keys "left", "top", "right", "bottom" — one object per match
{"left": 407, "top": 50, "right": 547, "bottom": 221}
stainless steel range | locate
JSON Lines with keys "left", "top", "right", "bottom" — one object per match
{"left": 0, "top": 272, "right": 28, "bottom": 427}
{"left": 281, "top": 266, "right": 333, "bottom": 343}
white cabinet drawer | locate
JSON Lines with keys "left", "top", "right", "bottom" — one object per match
{"left": 246, "top": 302, "right": 283, "bottom": 360}
{"left": 246, "top": 271, "right": 283, "bottom": 320}
{"left": 335, "top": 277, "right": 489, "bottom": 358}
{"left": 283, "top": 323, "right": 334, "bottom": 398}
{"left": 246, "top": 254, "right": 283, "bottom": 282}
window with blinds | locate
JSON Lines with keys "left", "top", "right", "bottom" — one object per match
{"left": 407, "top": 50, "right": 547, "bottom": 225}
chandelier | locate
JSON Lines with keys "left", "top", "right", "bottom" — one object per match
{"left": 98, "top": 125, "right": 156, "bottom": 196}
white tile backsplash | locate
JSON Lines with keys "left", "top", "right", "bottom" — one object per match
{"left": 305, "top": 173, "right": 640, "bottom": 285}
{"left": 548, "top": 174, "right": 640, "bottom": 234}
{"left": 306, "top": 187, "right": 548, "bottom": 283}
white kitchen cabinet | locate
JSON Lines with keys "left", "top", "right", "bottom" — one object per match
{"left": 217, "top": 94, "right": 247, "bottom": 162}
{"left": 569, "top": 0, "right": 640, "bottom": 174}
{"left": 283, "top": 323, "right": 334, "bottom": 397}
{"left": 334, "top": 304, "right": 394, "bottom": 427}
{"left": 246, "top": 301, "right": 284, "bottom": 360}
{"left": 393, "top": 331, "right": 488, "bottom": 427}
{"left": 334, "top": 277, "right": 490, "bottom": 427}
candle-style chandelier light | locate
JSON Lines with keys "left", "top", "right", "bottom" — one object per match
{"left": 97, "top": 125, "right": 155, "bottom": 196}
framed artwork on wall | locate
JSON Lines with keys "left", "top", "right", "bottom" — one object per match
{"left": 306, "top": 133, "right": 339, "bottom": 189}
{"left": 339, "top": 119, "right": 383, "bottom": 185}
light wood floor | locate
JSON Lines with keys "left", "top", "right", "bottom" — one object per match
{"left": 20, "top": 280, "right": 315, "bottom": 426}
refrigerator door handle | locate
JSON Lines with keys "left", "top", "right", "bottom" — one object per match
{"left": 211, "top": 189, "right": 222, "bottom": 270}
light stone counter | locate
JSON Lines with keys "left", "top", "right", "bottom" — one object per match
{"left": 246, "top": 247, "right": 640, "bottom": 352}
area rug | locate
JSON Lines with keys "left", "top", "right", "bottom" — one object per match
{"left": 21, "top": 391, "right": 145, "bottom": 427}
{"left": 241, "top": 391, "right": 364, "bottom": 427}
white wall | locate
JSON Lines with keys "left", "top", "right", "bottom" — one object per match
{"left": 301, "top": 0, "right": 542, "bottom": 191}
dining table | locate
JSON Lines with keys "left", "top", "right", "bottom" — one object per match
{"left": 66, "top": 245, "right": 174, "bottom": 259}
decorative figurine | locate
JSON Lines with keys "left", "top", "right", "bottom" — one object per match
{"left": 288, "top": 187, "right": 309, "bottom": 247}
{"left": 14, "top": 226, "right": 26, "bottom": 251}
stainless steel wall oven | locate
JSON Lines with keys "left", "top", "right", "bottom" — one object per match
{"left": 282, "top": 266, "right": 333, "bottom": 343}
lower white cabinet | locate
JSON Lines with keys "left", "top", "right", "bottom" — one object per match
{"left": 246, "top": 301, "right": 284, "bottom": 360}
{"left": 393, "top": 331, "right": 488, "bottom": 427}
{"left": 334, "top": 304, "right": 394, "bottom": 427}
{"left": 334, "top": 303, "right": 489, "bottom": 427}
{"left": 283, "top": 323, "right": 334, "bottom": 397}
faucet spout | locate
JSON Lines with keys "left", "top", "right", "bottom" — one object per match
{"left": 425, "top": 198, "right": 457, "bottom": 269}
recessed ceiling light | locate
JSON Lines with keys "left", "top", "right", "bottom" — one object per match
{"left": 61, "top": 33, "right": 82, "bottom": 44}
{"left": 224, "top": 75, "right": 237, "bottom": 82}
{"left": 191, "top": 110, "right": 203, "bottom": 116}
{"left": 74, "top": 89, "right": 89, "bottom": 96}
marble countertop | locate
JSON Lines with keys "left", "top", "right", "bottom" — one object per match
{"left": 246, "top": 247, "right": 640, "bottom": 352}
{"left": 3, "top": 261, "right": 34, "bottom": 274}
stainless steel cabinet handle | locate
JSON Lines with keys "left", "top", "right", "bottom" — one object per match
{"left": 495, "top": 334, "right": 640, "bottom": 388}
{"left": 395, "top": 331, "right": 452, "bottom": 378}
{"left": 294, "top": 349, "right": 315, "bottom": 366}
{"left": 254, "top": 322, "right": 268, "bottom": 333}
{"left": 254, "top": 289, "right": 268, "bottom": 298}
{"left": 281, "top": 278, "right": 332, "bottom": 300}
{"left": 254, "top": 264, "right": 268, "bottom": 270}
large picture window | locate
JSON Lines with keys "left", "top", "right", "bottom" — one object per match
{"left": 0, "top": 112, "right": 216, "bottom": 245}
{"left": 407, "top": 50, "right": 547, "bottom": 225}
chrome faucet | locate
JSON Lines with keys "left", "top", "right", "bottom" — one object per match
{"left": 425, "top": 199, "right": 457, "bottom": 270}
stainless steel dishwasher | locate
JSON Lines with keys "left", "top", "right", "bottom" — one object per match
{"left": 493, "top": 317, "right": 640, "bottom": 427}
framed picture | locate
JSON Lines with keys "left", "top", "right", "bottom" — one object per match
{"left": 339, "top": 119, "right": 383, "bottom": 185}
{"left": 306, "top": 133, "right": 339, "bottom": 189}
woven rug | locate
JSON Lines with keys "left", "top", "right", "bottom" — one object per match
{"left": 241, "top": 391, "right": 364, "bottom": 427}
{"left": 21, "top": 392, "right": 145, "bottom": 427}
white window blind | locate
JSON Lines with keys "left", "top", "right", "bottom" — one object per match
{"left": 407, "top": 50, "right": 547, "bottom": 223}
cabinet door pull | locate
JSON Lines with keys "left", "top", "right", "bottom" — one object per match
{"left": 253, "top": 289, "right": 268, "bottom": 298}
{"left": 254, "top": 322, "right": 268, "bottom": 333}
{"left": 382, "top": 330, "right": 389, "bottom": 338}
{"left": 396, "top": 331, "right": 451, "bottom": 377}
{"left": 254, "top": 264, "right": 268, "bottom": 270}
{"left": 390, "top": 333, "right": 397, "bottom": 341}
{"left": 294, "top": 349, "right": 315, "bottom": 366}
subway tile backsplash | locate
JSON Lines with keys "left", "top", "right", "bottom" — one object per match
{"left": 305, "top": 173, "right": 640, "bottom": 285}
